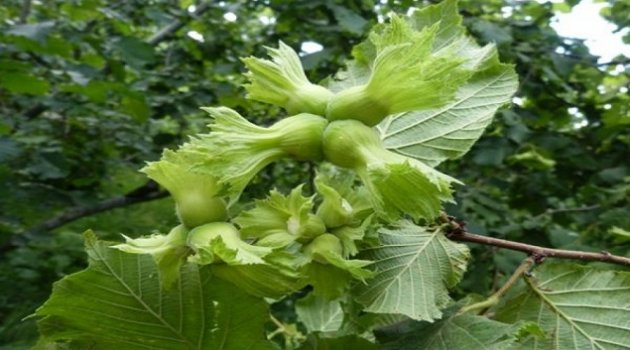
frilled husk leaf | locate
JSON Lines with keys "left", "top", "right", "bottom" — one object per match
{"left": 326, "top": 16, "right": 470, "bottom": 126}
{"left": 186, "top": 107, "right": 327, "bottom": 203}
{"left": 142, "top": 150, "right": 227, "bottom": 228}
{"left": 323, "top": 120, "right": 459, "bottom": 221}
{"left": 186, "top": 222, "right": 272, "bottom": 265}
{"left": 234, "top": 186, "right": 326, "bottom": 247}
{"left": 112, "top": 225, "right": 190, "bottom": 288}
{"left": 242, "top": 41, "right": 333, "bottom": 115}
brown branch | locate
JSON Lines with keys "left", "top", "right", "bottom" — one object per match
{"left": 147, "top": 2, "right": 212, "bottom": 45}
{"left": 21, "top": 181, "right": 168, "bottom": 237}
{"left": 19, "top": 0, "right": 31, "bottom": 24}
{"left": 597, "top": 58, "right": 630, "bottom": 66}
{"left": 446, "top": 226, "right": 630, "bottom": 267}
{"left": 545, "top": 204, "right": 600, "bottom": 215}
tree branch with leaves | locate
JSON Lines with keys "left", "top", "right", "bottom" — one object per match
{"left": 29, "top": 1, "right": 630, "bottom": 349}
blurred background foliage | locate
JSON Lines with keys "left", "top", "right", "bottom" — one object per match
{"left": 0, "top": 0, "right": 628, "bottom": 348}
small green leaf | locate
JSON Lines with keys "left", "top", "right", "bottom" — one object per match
{"left": 508, "top": 148, "right": 556, "bottom": 170}
{"left": 610, "top": 226, "right": 630, "bottom": 244}
{"left": 6, "top": 21, "right": 55, "bottom": 42}
{"left": 331, "top": 218, "right": 372, "bottom": 258}
{"left": 329, "top": 5, "right": 368, "bottom": 35}
{"left": 471, "top": 20, "right": 513, "bottom": 45}
{"left": 296, "top": 294, "right": 344, "bottom": 333}
{"left": 0, "top": 138, "right": 21, "bottom": 162}
{"left": 0, "top": 72, "right": 50, "bottom": 95}
{"left": 114, "top": 36, "right": 156, "bottom": 67}
{"left": 304, "top": 234, "right": 374, "bottom": 299}
{"left": 121, "top": 93, "right": 151, "bottom": 122}
{"left": 305, "top": 262, "right": 356, "bottom": 300}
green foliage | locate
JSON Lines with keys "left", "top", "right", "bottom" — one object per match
{"left": 378, "top": 307, "right": 523, "bottom": 350}
{"left": 0, "top": 0, "right": 628, "bottom": 349}
{"left": 495, "top": 263, "right": 630, "bottom": 349}
{"left": 354, "top": 222, "right": 470, "bottom": 321}
{"left": 295, "top": 295, "right": 344, "bottom": 334}
{"left": 35, "top": 232, "right": 276, "bottom": 350}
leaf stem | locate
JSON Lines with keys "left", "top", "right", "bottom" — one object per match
{"left": 459, "top": 257, "right": 535, "bottom": 314}
{"left": 270, "top": 314, "right": 285, "bottom": 329}
{"left": 267, "top": 315, "right": 286, "bottom": 340}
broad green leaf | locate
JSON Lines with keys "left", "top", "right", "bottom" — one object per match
{"left": 326, "top": 61, "right": 370, "bottom": 92}
{"left": 30, "top": 337, "right": 96, "bottom": 350}
{"left": 36, "top": 232, "right": 276, "bottom": 350}
{"left": 379, "top": 312, "right": 520, "bottom": 350}
{"left": 379, "top": 60, "right": 516, "bottom": 166}
{"left": 353, "top": 222, "right": 470, "bottom": 321}
{"left": 298, "top": 334, "right": 378, "bottom": 350}
{"left": 495, "top": 263, "right": 630, "bottom": 350}
{"left": 296, "top": 294, "right": 344, "bottom": 333}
